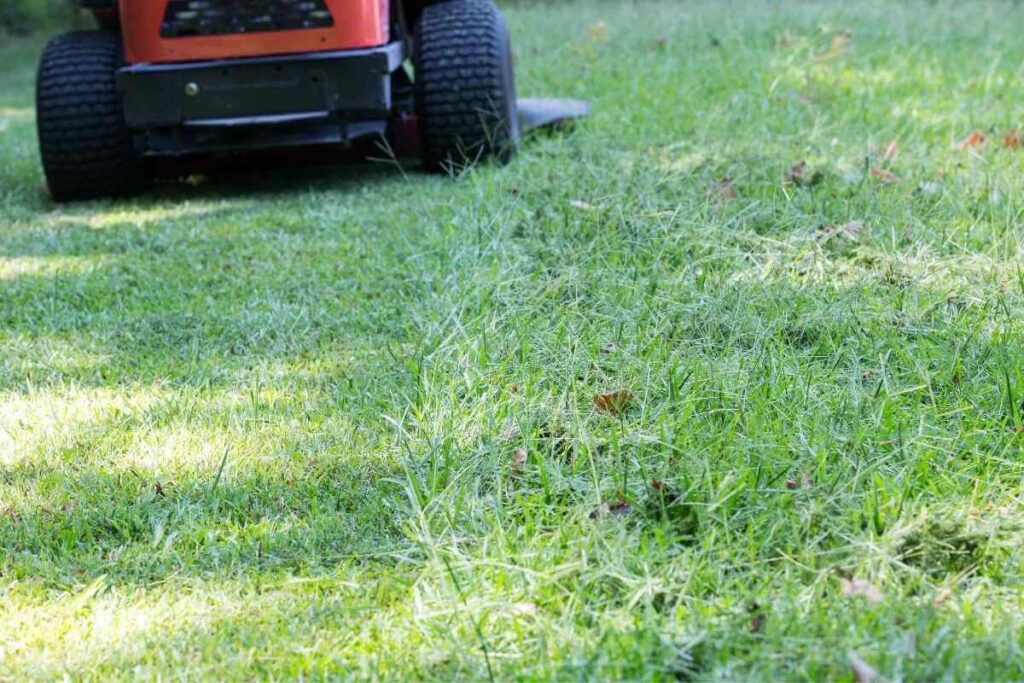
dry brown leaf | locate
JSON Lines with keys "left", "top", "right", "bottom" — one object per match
{"left": 650, "top": 479, "right": 683, "bottom": 506}
{"left": 841, "top": 578, "right": 884, "bottom": 605}
{"left": 591, "top": 499, "right": 633, "bottom": 518}
{"left": 1005, "top": 130, "right": 1022, "bottom": 150}
{"left": 608, "top": 500, "right": 633, "bottom": 516}
{"left": 830, "top": 29, "right": 853, "bottom": 54}
{"left": 785, "top": 160, "right": 809, "bottom": 186}
{"left": 820, "top": 29, "right": 853, "bottom": 61}
{"left": 512, "top": 447, "right": 527, "bottom": 470}
{"left": 957, "top": 130, "right": 987, "bottom": 150}
{"left": 816, "top": 221, "right": 863, "bottom": 244}
{"left": 587, "top": 20, "right": 609, "bottom": 42}
{"left": 784, "top": 475, "right": 814, "bottom": 490}
{"left": 594, "top": 390, "right": 634, "bottom": 415}
{"left": 842, "top": 221, "right": 864, "bottom": 238}
{"left": 847, "top": 651, "right": 879, "bottom": 683}
{"left": 711, "top": 177, "right": 737, "bottom": 204}
{"left": 883, "top": 140, "right": 900, "bottom": 160}
{"left": 871, "top": 167, "right": 898, "bottom": 184}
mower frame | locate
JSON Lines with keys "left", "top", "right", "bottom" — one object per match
{"left": 36, "top": 0, "right": 526, "bottom": 200}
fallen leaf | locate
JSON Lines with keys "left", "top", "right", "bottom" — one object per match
{"left": 957, "top": 130, "right": 987, "bottom": 151}
{"left": 650, "top": 480, "right": 683, "bottom": 506}
{"left": 785, "top": 476, "right": 813, "bottom": 490}
{"left": 511, "top": 448, "right": 527, "bottom": 473}
{"left": 608, "top": 500, "right": 633, "bottom": 516}
{"left": 841, "top": 578, "right": 884, "bottom": 605}
{"left": 819, "top": 29, "right": 853, "bottom": 61}
{"left": 883, "top": 140, "right": 900, "bottom": 160}
{"left": 594, "top": 389, "right": 634, "bottom": 415}
{"left": 785, "top": 160, "right": 809, "bottom": 186}
{"left": 750, "top": 613, "right": 766, "bottom": 633}
{"left": 816, "top": 221, "right": 864, "bottom": 244}
{"left": 830, "top": 29, "right": 853, "bottom": 55}
{"left": 1005, "top": 130, "right": 1023, "bottom": 150}
{"left": 590, "top": 499, "right": 633, "bottom": 518}
{"left": 871, "top": 167, "right": 898, "bottom": 183}
{"left": 510, "top": 602, "right": 539, "bottom": 617}
{"left": 847, "top": 651, "right": 879, "bottom": 683}
{"left": 587, "top": 20, "right": 609, "bottom": 42}
{"left": 711, "top": 177, "right": 737, "bottom": 204}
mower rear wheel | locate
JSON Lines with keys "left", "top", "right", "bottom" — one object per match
{"left": 415, "top": 0, "right": 520, "bottom": 171}
{"left": 36, "top": 31, "right": 143, "bottom": 202}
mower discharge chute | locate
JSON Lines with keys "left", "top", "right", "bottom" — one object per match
{"left": 36, "top": 0, "right": 588, "bottom": 201}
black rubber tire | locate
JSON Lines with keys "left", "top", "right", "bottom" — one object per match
{"left": 36, "top": 31, "right": 144, "bottom": 202}
{"left": 414, "top": 0, "right": 520, "bottom": 172}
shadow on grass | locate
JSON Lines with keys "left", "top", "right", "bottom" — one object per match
{"left": 4, "top": 156, "right": 418, "bottom": 231}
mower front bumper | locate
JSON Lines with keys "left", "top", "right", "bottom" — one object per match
{"left": 117, "top": 42, "right": 404, "bottom": 156}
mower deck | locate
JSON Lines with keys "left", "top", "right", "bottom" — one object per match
{"left": 37, "top": 0, "right": 586, "bottom": 200}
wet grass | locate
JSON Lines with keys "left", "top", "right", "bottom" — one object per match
{"left": 4, "top": 0, "right": 1024, "bottom": 679}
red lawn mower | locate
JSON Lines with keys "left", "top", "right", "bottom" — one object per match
{"left": 36, "top": 0, "right": 587, "bottom": 201}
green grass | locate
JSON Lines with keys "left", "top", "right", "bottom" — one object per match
{"left": 4, "top": 0, "right": 1024, "bottom": 679}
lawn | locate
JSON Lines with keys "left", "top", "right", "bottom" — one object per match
{"left": 4, "top": 0, "right": 1024, "bottom": 679}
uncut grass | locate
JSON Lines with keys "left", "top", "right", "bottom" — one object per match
{"left": 4, "top": 0, "right": 1024, "bottom": 679}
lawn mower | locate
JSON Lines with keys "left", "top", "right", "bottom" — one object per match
{"left": 36, "top": 0, "right": 588, "bottom": 201}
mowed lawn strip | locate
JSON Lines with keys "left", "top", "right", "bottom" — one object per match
{"left": 3, "top": 0, "right": 1024, "bottom": 679}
